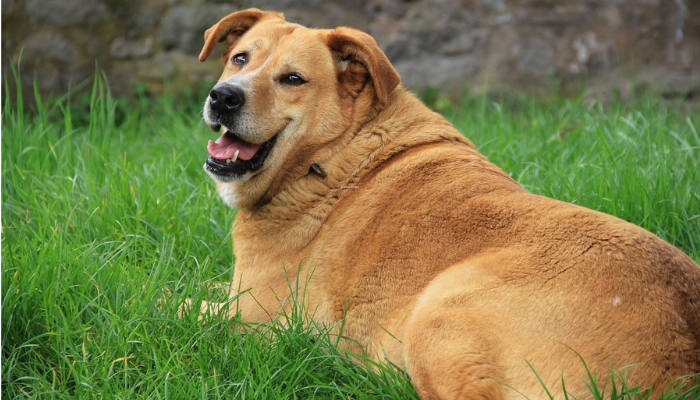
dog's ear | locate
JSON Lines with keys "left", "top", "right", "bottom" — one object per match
{"left": 199, "top": 8, "right": 284, "bottom": 62}
{"left": 326, "top": 27, "right": 400, "bottom": 107}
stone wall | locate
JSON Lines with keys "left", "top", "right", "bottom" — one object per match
{"left": 2, "top": 0, "right": 699, "bottom": 100}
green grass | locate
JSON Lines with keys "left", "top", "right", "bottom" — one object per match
{"left": 2, "top": 63, "right": 699, "bottom": 399}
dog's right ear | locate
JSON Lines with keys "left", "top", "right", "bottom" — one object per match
{"left": 199, "top": 8, "right": 284, "bottom": 63}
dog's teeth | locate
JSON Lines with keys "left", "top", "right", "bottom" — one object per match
{"left": 232, "top": 150, "right": 240, "bottom": 163}
{"left": 226, "top": 159, "right": 231, "bottom": 164}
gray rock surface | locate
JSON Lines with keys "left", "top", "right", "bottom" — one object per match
{"left": 3, "top": 0, "right": 699, "bottom": 100}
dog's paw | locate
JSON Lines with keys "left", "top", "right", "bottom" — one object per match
{"left": 176, "top": 298, "right": 194, "bottom": 318}
{"left": 177, "top": 299, "right": 225, "bottom": 320}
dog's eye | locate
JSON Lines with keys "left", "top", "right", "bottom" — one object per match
{"left": 280, "top": 74, "right": 306, "bottom": 86}
{"left": 231, "top": 53, "right": 247, "bottom": 66}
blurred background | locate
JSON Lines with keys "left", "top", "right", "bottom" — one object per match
{"left": 2, "top": 0, "right": 699, "bottom": 102}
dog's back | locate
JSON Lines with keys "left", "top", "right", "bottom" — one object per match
{"left": 315, "top": 89, "right": 700, "bottom": 398}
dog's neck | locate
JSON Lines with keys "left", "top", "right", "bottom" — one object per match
{"left": 235, "top": 87, "right": 479, "bottom": 252}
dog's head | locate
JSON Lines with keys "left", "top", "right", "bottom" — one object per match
{"left": 199, "top": 8, "right": 401, "bottom": 208}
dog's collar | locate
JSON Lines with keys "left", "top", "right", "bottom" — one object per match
{"left": 308, "top": 163, "right": 327, "bottom": 178}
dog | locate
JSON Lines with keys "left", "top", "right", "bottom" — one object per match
{"left": 195, "top": 8, "right": 700, "bottom": 399}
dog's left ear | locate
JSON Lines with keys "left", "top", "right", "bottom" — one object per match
{"left": 327, "top": 28, "right": 401, "bottom": 107}
{"left": 199, "top": 8, "right": 284, "bottom": 62}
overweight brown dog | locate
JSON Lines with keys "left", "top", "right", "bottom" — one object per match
{"left": 195, "top": 8, "right": 700, "bottom": 399}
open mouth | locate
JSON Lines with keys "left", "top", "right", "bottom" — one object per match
{"left": 205, "top": 129, "right": 277, "bottom": 178}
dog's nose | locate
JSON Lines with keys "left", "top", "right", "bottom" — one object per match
{"left": 209, "top": 85, "right": 245, "bottom": 114}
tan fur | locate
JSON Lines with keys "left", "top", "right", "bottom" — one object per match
{"left": 196, "top": 9, "right": 700, "bottom": 399}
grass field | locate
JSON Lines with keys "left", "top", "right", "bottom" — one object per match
{"left": 2, "top": 64, "right": 700, "bottom": 399}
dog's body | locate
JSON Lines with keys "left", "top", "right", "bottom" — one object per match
{"left": 196, "top": 9, "right": 700, "bottom": 399}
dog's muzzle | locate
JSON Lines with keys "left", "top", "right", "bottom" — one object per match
{"left": 204, "top": 84, "right": 277, "bottom": 181}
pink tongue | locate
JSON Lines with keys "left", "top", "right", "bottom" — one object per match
{"left": 207, "top": 133, "right": 262, "bottom": 161}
